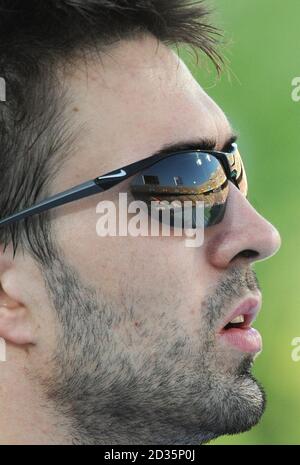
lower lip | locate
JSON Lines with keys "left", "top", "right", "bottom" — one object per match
{"left": 218, "top": 327, "right": 262, "bottom": 353}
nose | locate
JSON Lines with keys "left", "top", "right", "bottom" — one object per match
{"left": 206, "top": 184, "right": 281, "bottom": 269}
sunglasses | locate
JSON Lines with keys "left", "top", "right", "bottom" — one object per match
{"left": 0, "top": 143, "right": 247, "bottom": 229}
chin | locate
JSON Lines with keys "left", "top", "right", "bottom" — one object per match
{"left": 207, "top": 366, "right": 266, "bottom": 437}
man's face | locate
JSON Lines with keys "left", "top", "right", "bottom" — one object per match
{"left": 11, "top": 35, "right": 281, "bottom": 444}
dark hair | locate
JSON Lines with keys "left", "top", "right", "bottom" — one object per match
{"left": 0, "top": 0, "right": 222, "bottom": 264}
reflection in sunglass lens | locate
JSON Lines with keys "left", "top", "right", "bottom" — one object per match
{"left": 227, "top": 147, "right": 248, "bottom": 196}
{"left": 130, "top": 152, "right": 230, "bottom": 228}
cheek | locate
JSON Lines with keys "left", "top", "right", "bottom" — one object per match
{"left": 56, "top": 206, "right": 214, "bottom": 337}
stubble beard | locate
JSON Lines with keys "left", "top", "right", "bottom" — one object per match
{"left": 40, "top": 257, "right": 266, "bottom": 445}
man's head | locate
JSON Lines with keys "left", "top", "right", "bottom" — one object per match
{"left": 0, "top": 0, "right": 281, "bottom": 445}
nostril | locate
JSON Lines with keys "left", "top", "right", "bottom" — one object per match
{"left": 231, "top": 249, "right": 259, "bottom": 262}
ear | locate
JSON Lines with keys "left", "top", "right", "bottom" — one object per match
{"left": 0, "top": 250, "right": 35, "bottom": 346}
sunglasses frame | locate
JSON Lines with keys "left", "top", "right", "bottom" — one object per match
{"left": 0, "top": 144, "right": 242, "bottom": 228}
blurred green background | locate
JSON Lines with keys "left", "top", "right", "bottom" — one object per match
{"left": 181, "top": 0, "right": 300, "bottom": 445}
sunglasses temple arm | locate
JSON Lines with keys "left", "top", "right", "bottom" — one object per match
{"left": 0, "top": 180, "right": 104, "bottom": 228}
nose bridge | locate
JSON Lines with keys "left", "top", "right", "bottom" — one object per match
{"left": 206, "top": 184, "right": 281, "bottom": 269}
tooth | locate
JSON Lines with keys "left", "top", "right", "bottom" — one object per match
{"left": 230, "top": 315, "right": 244, "bottom": 324}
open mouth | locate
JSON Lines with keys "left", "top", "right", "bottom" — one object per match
{"left": 223, "top": 313, "right": 251, "bottom": 330}
{"left": 218, "top": 297, "right": 262, "bottom": 353}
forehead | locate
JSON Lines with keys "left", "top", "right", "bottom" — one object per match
{"left": 60, "top": 35, "right": 232, "bottom": 184}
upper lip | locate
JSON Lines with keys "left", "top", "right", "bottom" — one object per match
{"left": 217, "top": 293, "right": 262, "bottom": 334}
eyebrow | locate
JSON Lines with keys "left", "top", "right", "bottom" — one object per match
{"left": 152, "top": 134, "right": 238, "bottom": 157}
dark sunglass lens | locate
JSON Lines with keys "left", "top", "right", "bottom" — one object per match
{"left": 227, "top": 147, "right": 248, "bottom": 196}
{"left": 236, "top": 149, "right": 248, "bottom": 196}
{"left": 130, "top": 152, "right": 229, "bottom": 228}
